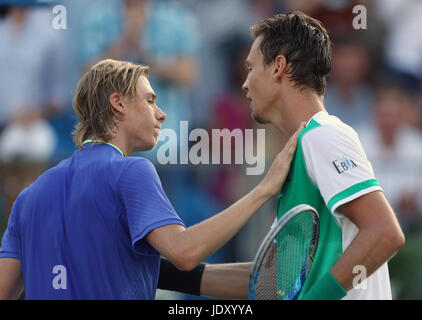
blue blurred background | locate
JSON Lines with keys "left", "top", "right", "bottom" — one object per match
{"left": 0, "top": 0, "right": 422, "bottom": 299}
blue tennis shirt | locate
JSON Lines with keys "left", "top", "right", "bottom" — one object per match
{"left": 0, "top": 141, "right": 185, "bottom": 299}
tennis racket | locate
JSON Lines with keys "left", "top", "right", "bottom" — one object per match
{"left": 248, "top": 204, "right": 319, "bottom": 300}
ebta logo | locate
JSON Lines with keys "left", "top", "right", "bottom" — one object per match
{"left": 332, "top": 155, "right": 357, "bottom": 174}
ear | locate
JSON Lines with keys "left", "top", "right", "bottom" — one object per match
{"left": 273, "top": 55, "right": 287, "bottom": 81}
{"left": 109, "top": 92, "right": 126, "bottom": 115}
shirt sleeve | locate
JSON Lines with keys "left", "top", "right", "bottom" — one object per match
{"left": 0, "top": 201, "right": 20, "bottom": 259}
{"left": 301, "top": 124, "right": 383, "bottom": 216}
{"left": 118, "top": 158, "right": 185, "bottom": 255}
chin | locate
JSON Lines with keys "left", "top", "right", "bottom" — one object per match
{"left": 136, "top": 140, "right": 158, "bottom": 152}
{"left": 252, "top": 111, "right": 269, "bottom": 124}
{"left": 149, "top": 138, "right": 159, "bottom": 150}
{"left": 145, "top": 141, "right": 158, "bottom": 151}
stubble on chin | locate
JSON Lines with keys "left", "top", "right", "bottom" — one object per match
{"left": 251, "top": 111, "right": 268, "bottom": 124}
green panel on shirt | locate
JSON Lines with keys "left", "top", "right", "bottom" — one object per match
{"left": 276, "top": 119, "right": 343, "bottom": 300}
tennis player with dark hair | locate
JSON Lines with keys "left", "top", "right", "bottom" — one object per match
{"left": 184, "top": 12, "right": 405, "bottom": 300}
{"left": 0, "top": 59, "right": 303, "bottom": 299}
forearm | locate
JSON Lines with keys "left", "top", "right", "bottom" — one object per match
{"left": 148, "top": 125, "right": 301, "bottom": 271}
{"left": 331, "top": 193, "right": 405, "bottom": 292}
{"left": 331, "top": 227, "right": 403, "bottom": 291}
{"left": 0, "top": 283, "right": 23, "bottom": 300}
{"left": 0, "top": 258, "right": 24, "bottom": 300}
{"left": 200, "top": 262, "right": 252, "bottom": 299}
{"left": 301, "top": 191, "right": 405, "bottom": 300}
{"left": 157, "top": 259, "right": 252, "bottom": 299}
{"left": 158, "top": 258, "right": 205, "bottom": 296}
{"left": 302, "top": 212, "right": 404, "bottom": 300}
{"left": 6, "top": 281, "right": 23, "bottom": 300}
{"left": 301, "top": 228, "right": 401, "bottom": 300}
{"left": 175, "top": 186, "right": 270, "bottom": 269}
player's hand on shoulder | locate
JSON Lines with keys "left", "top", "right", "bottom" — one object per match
{"left": 258, "top": 122, "right": 305, "bottom": 198}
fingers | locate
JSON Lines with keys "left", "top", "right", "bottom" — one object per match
{"left": 290, "top": 121, "right": 306, "bottom": 143}
{"left": 257, "top": 121, "right": 307, "bottom": 198}
{"left": 285, "top": 121, "right": 306, "bottom": 155}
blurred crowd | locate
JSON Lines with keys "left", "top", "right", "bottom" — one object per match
{"left": 0, "top": 0, "right": 422, "bottom": 299}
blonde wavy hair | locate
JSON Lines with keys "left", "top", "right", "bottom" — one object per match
{"left": 72, "top": 59, "right": 149, "bottom": 149}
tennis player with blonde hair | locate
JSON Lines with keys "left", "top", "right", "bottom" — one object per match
{"left": 0, "top": 59, "right": 302, "bottom": 299}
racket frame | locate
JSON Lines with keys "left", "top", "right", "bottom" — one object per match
{"left": 249, "top": 204, "right": 320, "bottom": 300}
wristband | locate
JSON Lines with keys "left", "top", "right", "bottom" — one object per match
{"left": 300, "top": 272, "right": 347, "bottom": 300}
{"left": 157, "top": 258, "right": 205, "bottom": 296}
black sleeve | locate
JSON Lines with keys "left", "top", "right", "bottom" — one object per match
{"left": 157, "top": 258, "right": 205, "bottom": 296}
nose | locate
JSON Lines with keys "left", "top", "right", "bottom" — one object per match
{"left": 242, "top": 79, "right": 248, "bottom": 93}
{"left": 155, "top": 105, "right": 166, "bottom": 123}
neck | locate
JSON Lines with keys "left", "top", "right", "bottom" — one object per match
{"left": 271, "top": 89, "right": 326, "bottom": 138}
{"left": 107, "top": 134, "right": 131, "bottom": 156}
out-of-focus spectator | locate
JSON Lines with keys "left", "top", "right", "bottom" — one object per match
{"left": 359, "top": 76, "right": 422, "bottom": 300}
{"left": 0, "top": 6, "right": 65, "bottom": 221}
{"left": 79, "top": 0, "right": 199, "bottom": 141}
{"left": 286, "top": 1, "right": 386, "bottom": 75}
{"left": 374, "top": 0, "right": 422, "bottom": 91}
{"left": 186, "top": 0, "right": 255, "bottom": 126}
{"left": 285, "top": 0, "right": 359, "bottom": 35}
{"left": 324, "top": 34, "right": 372, "bottom": 128}
{"left": 358, "top": 79, "right": 422, "bottom": 233}
{"left": 283, "top": 0, "right": 325, "bottom": 16}
{"left": 206, "top": 34, "right": 254, "bottom": 205}
{"left": 187, "top": 0, "right": 285, "bottom": 127}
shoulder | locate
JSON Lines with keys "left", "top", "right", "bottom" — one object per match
{"left": 301, "top": 112, "right": 360, "bottom": 147}
{"left": 19, "top": 157, "right": 71, "bottom": 195}
{"left": 117, "top": 156, "right": 160, "bottom": 186}
{"left": 300, "top": 113, "right": 366, "bottom": 162}
{"left": 297, "top": 113, "right": 382, "bottom": 213}
{"left": 299, "top": 113, "right": 372, "bottom": 184}
{"left": 121, "top": 156, "right": 157, "bottom": 174}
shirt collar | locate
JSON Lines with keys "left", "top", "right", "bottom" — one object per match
{"left": 82, "top": 140, "right": 125, "bottom": 157}
{"left": 306, "top": 110, "right": 328, "bottom": 126}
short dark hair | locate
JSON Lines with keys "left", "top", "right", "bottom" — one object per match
{"left": 250, "top": 12, "right": 332, "bottom": 96}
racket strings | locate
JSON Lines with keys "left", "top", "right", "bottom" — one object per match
{"left": 255, "top": 211, "right": 317, "bottom": 300}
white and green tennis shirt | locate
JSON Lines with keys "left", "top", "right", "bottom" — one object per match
{"left": 277, "top": 111, "right": 391, "bottom": 300}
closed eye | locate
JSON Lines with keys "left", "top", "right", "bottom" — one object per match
{"left": 147, "top": 93, "right": 157, "bottom": 105}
